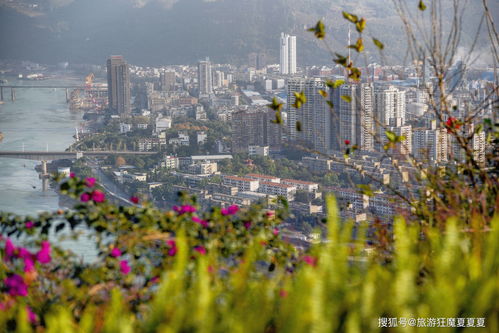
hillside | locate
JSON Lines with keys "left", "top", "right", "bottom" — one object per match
{"left": 0, "top": 0, "right": 495, "bottom": 66}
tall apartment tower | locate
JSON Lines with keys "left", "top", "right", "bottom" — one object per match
{"left": 160, "top": 71, "right": 176, "bottom": 92}
{"left": 287, "top": 78, "right": 330, "bottom": 153}
{"left": 107, "top": 55, "right": 131, "bottom": 116}
{"left": 328, "top": 83, "right": 375, "bottom": 152}
{"left": 232, "top": 108, "right": 282, "bottom": 153}
{"left": 198, "top": 58, "right": 213, "bottom": 97}
{"left": 280, "top": 33, "right": 297, "bottom": 75}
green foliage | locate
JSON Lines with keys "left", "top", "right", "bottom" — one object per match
{"left": 307, "top": 20, "right": 326, "bottom": 39}
{"left": 1, "top": 188, "right": 498, "bottom": 332}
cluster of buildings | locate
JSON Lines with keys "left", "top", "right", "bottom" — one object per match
{"left": 92, "top": 31, "right": 495, "bottom": 226}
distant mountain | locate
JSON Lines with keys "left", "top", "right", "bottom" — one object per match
{"left": 0, "top": 0, "right": 496, "bottom": 66}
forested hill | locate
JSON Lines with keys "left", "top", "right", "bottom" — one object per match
{"left": 0, "top": 0, "right": 496, "bottom": 66}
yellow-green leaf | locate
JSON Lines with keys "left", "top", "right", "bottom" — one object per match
{"left": 372, "top": 38, "right": 384, "bottom": 50}
{"left": 292, "top": 91, "right": 307, "bottom": 109}
{"left": 348, "top": 67, "right": 362, "bottom": 81}
{"left": 342, "top": 11, "right": 359, "bottom": 23}
{"left": 308, "top": 20, "right": 326, "bottom": 40}
{"left": 385, "top": 130, "right": 397, "bottom": 142}
{"left": 334, "top": 53, "right": 348, "bottom": 66}
{"left": 318, "top": 89, "right": 328, "bottom": 98}
{"left": 356, "top": 18, "right": 366, "bottom": 33}
{"left": 418, "top": 0, "right": 427, "bottom": 11}
{"left": 340, "top": 95, "right": 352, "bottom": 103}
{"left": 348, "top": 38, "right": 364, "bottom": 52}
{"left": 268, "top": 97, "right": 283, "bottom": 112}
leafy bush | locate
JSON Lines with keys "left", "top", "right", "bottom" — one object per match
{"left": 0, "top": 177, "right": 498, "bottom": 332}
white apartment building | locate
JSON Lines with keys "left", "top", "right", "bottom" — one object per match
{"left": 246, "top": 173, "right": 280, "bottom": 183}
{"left": 281, "top": 179, "right": 319, "bottom": 193}
{"left": 280, "top": 33, "right": 297, "bottom": 75}
{"left": 223, "top": 175, "right": 260, "bottom": 192}
{"left": 258, "top": 181, "right": 296, "bottom": 201}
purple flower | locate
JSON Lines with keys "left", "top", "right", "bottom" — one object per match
{"left": 80, "top": 193, "right": 91, "bottom": 202}
{"left": 4, "top": 239, "right": 16, "bottom": 261}
{"left": 110, "top": 247, "right": 122, "bottom": 258}
{"left": 36, "top": 241, "right": 51, "bottom": 264}
{"left": 130, "top": 196, "right": 139, "bottom": 204}
{"left": 91, "top": 190, "right": 106, "bottom": 203}
{"left": 167, "top": 240, "right": 177, "bottom": 256}
{"left": 69, "top": 172, "right": 76, "bottom": 178}
{"left": 243, "top": 221, "right": 252, "bottom": 230}
{"left": 120, "top": 260, "right": 131, "bottom": 275}
{"left": 193, "top": 246, "right": 207, "bottom": 255}
{"left": 4, "top": 274, "right": 28, "bottom": 297}
{"left": 192, "top": 216, "right": 208, "bottom": 227}
{"left": 222, "top": 205, "right": 239, "bottom": 216}
{"left": 84, "top": 177, "right": 96, "bottom": 187}
{"left": 25, "top": 221, "right": 34, "bottom": 229}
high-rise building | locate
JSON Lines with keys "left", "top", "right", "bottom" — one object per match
{"left": 232, "top": 108, "right": 282, "bottom": 153}
{"left": 107, "top": 55, "right": 131, "bottom": 116}
{"left": 280, "top": 33, "right": 297, "bottom": 75}
{"left": 413, "top": 126, "right": 448, "bottom": 163}
{"left": 198, "top": 58, "right": 213, "bottom": 97}
{"left": 374, "top": 85, "right": 406, "bottom": 126}
{"left": 287, "top": 78, "right": 330, "bottom": 153}
{"left": 160, "top": 71, "right": 176, "bottom": 92}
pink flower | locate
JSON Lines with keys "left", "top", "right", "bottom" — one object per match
{"left": 279, "top": 289, "right": 288, "bottom": 298}
{"left": 166, "top": 240, "right": 177, "bottom": 256}
{"left": 192, "top": 216, "right": 208, "bottom": 227}
{"left": 344, "top": 139, "right": 351, "bottom": 145}
{"left": 25, "top": 221, "right": 34, "bottom": 229}
{"left": 91, "top": 190, "right": 105, "bottom": 203}
{"left": 243, "top": 221, "right": 252, "bottom": 230}
{"left": 26, "top": 306, "right": 37, "bottom": 324}
{"left": 36, "top": 241, "right": 51, "bottom": 264}
{"left": 193, "top": 246, "right": 207, "bottom": 255}
{"left": 173, "top": 205, "right": 196, "bottom": 215}
{"left": 4, "top": 274, "right": 28, "bottom": 296}
{"left": 18, "top": 248, "right": 33, "bottom": 260}
{"left": 84, "top": 177, "right": 96, "bottom": 187}
{"left": 120, "top": 260, "right": 131, "bottom": 275}
{"left": 69, "top": 172, "right": 76, "bottom": 178}
{"left": 4, "top": 239, "right": 16, "bottom": 261}
{"left": 221, "top": 205, "right": 239, "bottom": 216}
{"left": 111, "top": 248, "right": 122, "bottom": 257}
{"left": 130, "top": 196, "right": 139, "bottom": 204}
{"left": 23, "top": 257, "right": 35, "bottom": 273}
{"left": 266, "top": 211, "right": 274, "bottom": 217}
{"left": 80, "top": 193, "right": 91, "bottom": 202}
{"left": 273, "top": 228, "right": 279, "bottom": 236}
{"left": 302, "top": 255, "right": 317, "bottom": 267}
{"left": 150, "top": 276, "right": 160, "bottom": 284}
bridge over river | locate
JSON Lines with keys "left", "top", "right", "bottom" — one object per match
{"left": 0, "top": 85, "right": 107, "bottom": 102}
{"left": 0, "top": 151, "right": 157, "bottom": 190}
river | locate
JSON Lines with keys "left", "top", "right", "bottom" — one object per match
{"left": 0, "top": 76, "right": 97, "bottom": 260}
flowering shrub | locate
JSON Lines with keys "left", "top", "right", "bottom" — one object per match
{"left": 0, "top": 187, "right": 497, "bottom": 332}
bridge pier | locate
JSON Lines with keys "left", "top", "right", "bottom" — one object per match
{"left": 65, "top": 88, "right": 69, "bottom": 103}
{"left": 39, "top": 160, "right": 50, "bottom": 191}
{"left": 11, "top": 88, "right": 15, "bottom": 102}
{"left": 0, "top": 87, "right": 3, "bottom": 101}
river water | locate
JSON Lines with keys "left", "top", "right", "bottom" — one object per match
{"left": 0, "top": 76, "right": 96, "bottom": 259}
